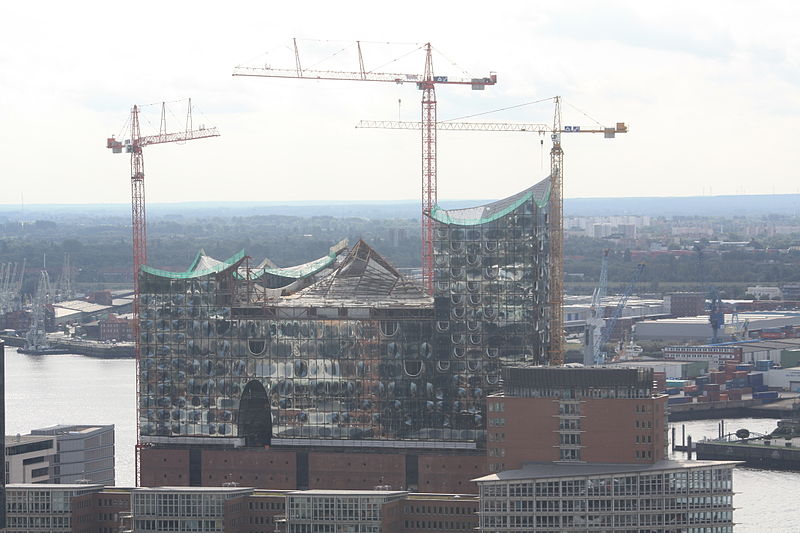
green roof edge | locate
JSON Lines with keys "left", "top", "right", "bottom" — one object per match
{"left": 249, "top": 251, "right": 336, "bottom": 280}
{"left": 142, "top": 250, "right": 246, "bottom": 279}
{"left": 429, "top": 181, "right": 551, "bottom": 226}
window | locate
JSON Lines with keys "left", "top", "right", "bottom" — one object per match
{"left": 559, "top": 433, "right": 581, "bottom": 445}
{"left": 560, "top": 448, "right": 580, "bottom": 461}
{"left": 489, "top": 418, "right": 505, "bottom": 427}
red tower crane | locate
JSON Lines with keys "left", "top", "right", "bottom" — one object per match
{"left": 106, "top": 99, "right": 219, "bottom": 484}
{"left": 357, "top": 99, "right": 628, "bottom": 364}
{"left": 233, "top": 39, "right": 496, "bottom": 294}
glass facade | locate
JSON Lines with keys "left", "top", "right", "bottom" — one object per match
{"left": 138, "top": 181, "right": 551, "bottom": 449}
{"left": 431, "top": 179, "right": 551, "bottom": 366}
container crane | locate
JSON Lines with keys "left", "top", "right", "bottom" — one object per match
{"left": 106, "top": 98, "right": 219, "bottom": 485}
{"left": 693, "top": 242, "right": 724, "bottom": 343}
{"left": 24, "top": 270, "right": 52, "bottom": 353}
{"left": 593, "top": 262, "right": 646, "bottom": 365}
{"left": 584, "top": 250, "right": 609, "bottom": 366}
{"left": 357, "top": 98, "right": 628, "bottom": 364}
{"left": 233, "top": 39, "right": 497, "bottom": 294}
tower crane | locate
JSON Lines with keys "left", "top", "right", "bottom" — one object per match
{"left": 356, "top": 98, "right": 628, "bottom": 364}
{"left": 233, "top": 39, "right": 497, "bottom": 294}
{"left": 106, "top": 98, "right": 219, "bottom": 485}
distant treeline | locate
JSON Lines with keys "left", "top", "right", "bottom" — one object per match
{"left": 3, "top": 215, "right": 800, "bottom": 297}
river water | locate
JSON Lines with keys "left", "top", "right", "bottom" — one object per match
{"left": 4, "top": 346, "right": 798, "bottom": 530}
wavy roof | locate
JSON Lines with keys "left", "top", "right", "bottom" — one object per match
{"left": 142, "top": 250, "right": 246, "bottom": 279}
{"left": 430, "top": 177, "right": 551, "bottom": 226}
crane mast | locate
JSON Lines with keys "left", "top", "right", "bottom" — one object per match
{"left": 549, "top": 97, "right": 565, "bottom": 364}
{"left": 107, "top": 99, "right": 219, "bottom": 485}
{"left": 234, "top": 40, "right": 496, "bottom": 294}
{"left": 421, "top": 44, "right": 437, "bottom": 293}
{"left": 130, "top": 105, "right": 146, "bottom": 298}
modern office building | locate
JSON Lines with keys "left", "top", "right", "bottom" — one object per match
{"left": 475, "top": 460, "right": 737, "bottom": 533}
{"left": 30, "top": 425, "right": 115, "bottom": 485}
{"left": 3, "top": 483, "right": 483, "bottom": 533}
{"left": 4, "top": 483, "right": 106, "bottom": 533}
{"left": 138, "top": 179, "right": 552, "bottom": 491}
{"left": 4, "top": 434, "right": 56, "bottom": 484}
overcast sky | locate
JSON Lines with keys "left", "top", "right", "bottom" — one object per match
{"left": 1, "top": 1, "right": 798, "bottom": 206}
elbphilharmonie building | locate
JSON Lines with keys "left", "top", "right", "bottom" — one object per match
{"left": 138, "top": 179, "right": 551, "bottom": 491}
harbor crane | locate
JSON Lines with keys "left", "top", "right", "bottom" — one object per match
{"left": 694, "top": 242, "right": 724, "bottom": 343}
{"left": 357, "top": 97, "right": 628, "bottom": 364}
{"left": 584, "top": 250, "right": 609, "bottom": 366}
{"left": 106, "top": 98, "right": 219, "bottom": 485}
{"left": 590, "top": 261, "right": 646, "bottom": 365}
{"left": 233, "top": 39, "right": 497, "bottom": 294}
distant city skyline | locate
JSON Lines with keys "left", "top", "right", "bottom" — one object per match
{"left": 2, "top": 1, "right": 799, "bottom": 205}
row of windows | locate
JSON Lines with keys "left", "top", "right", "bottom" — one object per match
{"left": 484, "top": 495, "right": 734, "bottom": 512}
{"left": 481, "top": 511, "right": 734, "bottom": 528}
{"left": 403, "top": 505, "right": 473, "bottom": 515}
{"left": 134, "top": 518, "right": 223, "bottom": 531}
{"left": 481, "top": 469, "right": 734, "bottom": 498}
{"left": 403, "top": 519, "right": 473, "bottom": 529}
{"left": 507, "top": 387, "right": 653, "bottom": 399}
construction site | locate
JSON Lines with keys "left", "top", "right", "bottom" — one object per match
{"left": 94, "top": 40, "right": 630, "bottom": 492}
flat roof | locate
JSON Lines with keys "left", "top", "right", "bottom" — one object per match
{"left": 641, "top": 312, "right": 800, "bottom": 326}
{"left": 6, "top": 483, "right": 104, "bottom": 490}
{"left": 32, "top": 424, "right": 112, "bottom": 435}
{"left": 473, "top": 459, "right": 741, "bottom": 483}
{"left": 605, "top": 360, "right": 695, "bottom": 368}
{"left": 287, "top": 489, "right": 408, "bottom": 497}
{"left": 134, "top": 486, "right": 253, "bottom": 493}
{"left": 5, "top": 435, "right": 54, "bottom": 446}
{"left": 54, "top": 300, "right": 111, "bottom": 313}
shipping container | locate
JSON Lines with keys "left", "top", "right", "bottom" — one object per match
{"left": 755, "top": 359, "right": 774, "bottom": 371}
{"left": 668, "top": 396, "right": 692, "bottom": 405}
{"left": 753, "top": 391, "right": 779, "bottom": 400}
